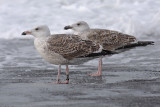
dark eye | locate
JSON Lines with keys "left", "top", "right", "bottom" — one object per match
{"left": 35, "top": 28, "right": 39, "bottom": 31}
{"left": 77, "top": 23, "right": 80, "bottom": 26}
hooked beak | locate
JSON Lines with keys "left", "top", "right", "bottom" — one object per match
{"left": 21, "top": 31, "right": 31, "bottom": 35}
{"left": 64, "top": 25, "right": 73, "bottom": 30}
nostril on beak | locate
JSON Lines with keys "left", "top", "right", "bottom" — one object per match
{"left": 21, "top": 32, "right": 27, "bottom": 35}
{"left": 64, "top": 26, "right": 72, "bottom": 30}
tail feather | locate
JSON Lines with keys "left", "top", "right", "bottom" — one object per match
{"left": 117, "top": 41, "right": 154, "bottom": 49}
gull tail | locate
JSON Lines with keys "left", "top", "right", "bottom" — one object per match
{"left": 117, "top": 41, "right": 154, "bottom": 49}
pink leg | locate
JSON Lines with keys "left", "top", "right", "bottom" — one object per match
{"left": 57, "top": 65, "right": 69, "bottom": 84}
{"left": 49, "top": 65, "right": 62, "bottom": 84}
{"left": 50, "top": 65, "right": 69, "bottom": 84}
{"left": 88, "top": 58, "right": 102, "bottom": 76}
{"left": 56, "top": 65, "right": 61, "bottom": 83}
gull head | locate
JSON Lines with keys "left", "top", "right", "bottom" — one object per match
{"left": 64, "top": 21, "right": 90, "bottom": 32}
{"left": 22, "top": 25, "right": 51, "bottom": 38}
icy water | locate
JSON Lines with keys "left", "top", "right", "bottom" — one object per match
{"left": 0, "top": 0, "right": 160, "bottom": 107}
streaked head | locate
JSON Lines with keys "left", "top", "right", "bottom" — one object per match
{"left": 64, "top": 21, "right": 90, "bottom": 32}
{"left": 21, "top": 25, "right": 51, "bottom": 38}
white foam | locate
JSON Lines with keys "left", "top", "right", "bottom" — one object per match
{"left": 0, "top": 0, "right": 160, "bottom": 41}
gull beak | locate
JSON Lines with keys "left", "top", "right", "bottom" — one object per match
{"left": 21, "top": 31, "right": 31, "bottom": 35}
{"left": 64, "top": 25, "right": 73, "bottom": 30}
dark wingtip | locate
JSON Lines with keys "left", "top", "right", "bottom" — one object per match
{"left": 64, "top": 26, "right": 72, "bottom": 30}
{"left": 138, "top": 41, "right": 155, "bottom": 45}
{"left": 21, "top": 32, "right": 26, "bottom": 35}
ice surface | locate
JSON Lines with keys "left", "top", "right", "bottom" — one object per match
{"left": 0, "top": 0, "right": 160, "bottom": 40}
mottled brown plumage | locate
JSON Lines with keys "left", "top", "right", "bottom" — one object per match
{"left": 64, "top": 21, "right": 137, "bottom": 76}
{"left": 86, "top": 29, "right": 136, "bottom": 51}
{"left": 64, "top": 21, "right": 136, "bottom": 51}
{"left": 47, "top": 34, "right": 100, "bottom": 60}
{"left": 22, "top": 25, "right": 103, "bottom": 84}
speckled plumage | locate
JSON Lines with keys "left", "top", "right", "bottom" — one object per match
{"left": 47, "top": 34, "right": 100, "bottom": 60}
{"left": 80, "top": 29, "right": 136, "bottom": 51}
{"left": 65, "top": 21, "right": 136, "bottom": 51}
{"left": 22, "top": 25, "right": 104, "bottom": 83}
{"left": 64, "top": 21, "right": 137, "bottom": 76}
{"left": 34, "top": 34, "right": 100, "bottom": 65}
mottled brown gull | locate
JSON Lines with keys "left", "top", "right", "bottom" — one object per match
{"left": 22, "top": 25, "right": 102, "bottom": 84}
{"left": 64, "top": 21, "right": 154, "bottom": 76}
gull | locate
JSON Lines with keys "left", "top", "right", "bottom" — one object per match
{"left": 21, "top": 25, "right": 104, "bottom": 84}
{"left": 64, "top": 21, "right": 154, "bottom": 76}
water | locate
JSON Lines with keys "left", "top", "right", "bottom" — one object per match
{"left": 0, "top": 1, "right": 160, "bottom": 106}
{"left": 0, "top": 0, "right": 159, "bottom": 69}
{"left": 0, "top": 0, "right": 160, "bottom": 40}
{"left": 0, "top": 39, "right": 160, "bottom": 107}
{"left": 0, "top": 0, "right": 159, "bottom": 70}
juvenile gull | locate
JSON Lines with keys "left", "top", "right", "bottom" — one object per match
{"left": 64, "top": 21, "right": 154, "bottom": 76}
{"left": 22, "top": 25, "right": 102, "bottom": 84}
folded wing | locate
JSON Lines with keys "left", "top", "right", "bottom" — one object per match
{"left": 47, "top": 34, "right": 100, "bottom": 60}
{"left": 88, "top": 29, "right": 136, "bottom": 51}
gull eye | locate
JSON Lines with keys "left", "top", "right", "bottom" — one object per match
{"left": 77, "top": 23, "right": 80, "bottom": 26}
{"left": 35, "top": 28, "right": 39, "bottom": 31}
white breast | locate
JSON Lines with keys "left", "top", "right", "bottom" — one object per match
{"left": 34, "top": 38, "right": 68, "bottom": 65}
